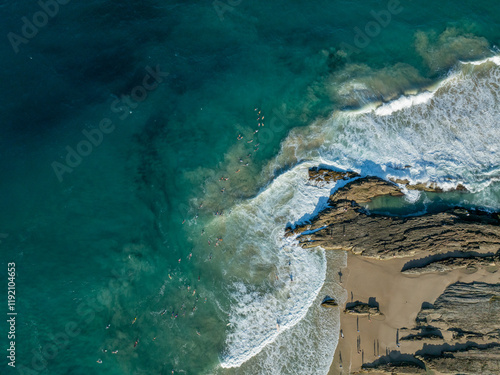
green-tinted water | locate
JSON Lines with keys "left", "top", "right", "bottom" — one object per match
{"left": 1, "top": 1, "right": 500, "bottom": 374}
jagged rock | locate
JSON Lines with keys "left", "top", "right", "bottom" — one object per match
{"left": 344, "top": 301, "right": 381, "bottom": 315}
{"left": 321, "top": 296, "right": 338, "bottom": 308}
{"left": 362, "top": 354, "right": 426, "bottom": 373}
{"left": 401, "top": 326, "right": 443, "bottom": 341}
{"left": 331, "top": 176, "right": 404, "bottom": 203}
{"left": 361, "top": 362, "right": 427, "bottom": 374}
{"left": 308, "top": 167, "right": 359, "bottom": 183}
{"left": 402, "top": 250, "right": 500, "bottom": 274}
{"left": 422, "top": 345, "right": 500, "bottom": 375}
{"left": 415, "top": 282, "right": 500, "bottom": 340}
{"left": 286, "top": 177, "right": 500, "bottom": 259}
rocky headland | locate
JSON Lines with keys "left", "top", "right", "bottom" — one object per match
{"left": 286, "top": 169, "right": 500, "bottom": 374}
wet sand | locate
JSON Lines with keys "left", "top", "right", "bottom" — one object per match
{"left": 327, "top": 250, "right": 499, "bottom": 374}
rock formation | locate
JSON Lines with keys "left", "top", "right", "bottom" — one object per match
{"left": 286, "top": 170, "right": 500, "bottom": 374}
{"left": 308, "top": 167, "right": 359, "bottom": 183}
{"left": 286, "top": 176, "right": 500, "bottom": 259}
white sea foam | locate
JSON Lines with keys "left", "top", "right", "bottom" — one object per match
{"left": 460, "top": 55, "right": 500, "bottom": 66}
{"left": 270, "top": 56, "right": 500, "bottom": 198}
{"left": 374, "top": 91, "right": 434, "bottom": 116}
{"left": 230, "top": 250, "right": 347, "bottom": 375}
{"left": 218, "top": 54, "right": 500, "bottom": 375}
{"left": 219, "top": 162, "right": 345, "bottom": 368}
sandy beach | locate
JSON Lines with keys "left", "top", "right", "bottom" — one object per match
{"left": 328, "top": 250, "right": 499, "bottom": 374}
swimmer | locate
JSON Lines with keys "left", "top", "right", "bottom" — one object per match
{"left": 196, "top": 331, "right": 201, "bottom": 336}
{"left": 247, "top": 140, "right": 253, "bottom": 143}
{"left": 235, "top": 169, "right": 240, "bottom": 173}
{"left": 168, "top": 274, "right": 172, "bottom": 279}
{"left": 254, "top": 130, "right": 258, "bottom": 134}
{"left": 97, "top": 359, "right": 102, "bottom": 364}
{"left": 193, "top": 290, "right": 196, "bottom": 296}
{"left": 182, "top": 219, "right": 186, "bottom": 224}
{"left": 188, "top": 252, "right": 192, "bottom": 260}
{"left": 178, "top": 258, "right": 181, "bottom": 263}
{"left": 134, "top": 339, "right": 139, "bottom": 347}
{"left": 153, "top": 337, "right": 156, "bottom": 341}
{"left": 102, "top": 349, "right": 107, "bottom": 353}
{"left": 106, "top": 324, "right": 110, "bottom": 329}
{"left": 290, "top": 274, "right": 293, "bottom": 282}
{"left": 112, "top": 350, "right": 118, "bottom": 354}
{"left": 132, "top": 317, "right": 137, "bottom": 324}
{"left": 198, "top": 275, "right": 201, "bottom": 281}
{"left": 204, "top": 297, "right": 207, "bottom": 303}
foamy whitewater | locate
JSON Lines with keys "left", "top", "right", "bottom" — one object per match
{"left": 211, "top": 55, "right": 500, "bottom": 374}
{"left": 217, "top": 163, "right": 337, "bottom": 368}
{"left": 272, "top": 56, "right": 500, "bottom": 202}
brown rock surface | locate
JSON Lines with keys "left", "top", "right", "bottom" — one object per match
{"left": 402, "top": 250, "right": 500, "bottom": 274}
{"left": 308, "top": 167, "right": 359, "bottom": 183}
{"left": 287, "top": 177, "right": 500, "bottom": 259}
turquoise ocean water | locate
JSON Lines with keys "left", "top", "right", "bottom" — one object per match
{"left": 1, "top": 1, "right": 500, "bottom": 374}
